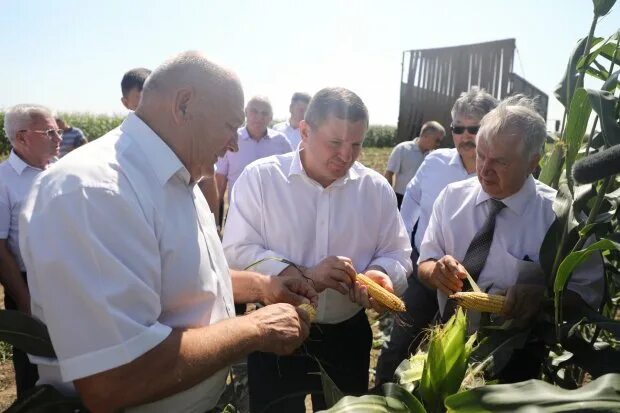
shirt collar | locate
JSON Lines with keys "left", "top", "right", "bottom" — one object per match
{"left": 475, "top": 174, "right": 536, "bottom": 216}
{"left": 240, "top": 127, "right": 270, "bottom": 141}
{"left": 8, "top": 150, "right": 44, "bottom": 175}
{"left": 287, "top": 147, "right": 360, "bottom": 186}
{"left": 121, "top": 113, "right": 190, "bottom": 186}
{"left": 448, "top": 148, "right": 463, "bottom": 167}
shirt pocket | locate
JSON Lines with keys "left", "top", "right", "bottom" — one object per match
{"left": 478, "top": 248, "right": 545, "bottom": 295}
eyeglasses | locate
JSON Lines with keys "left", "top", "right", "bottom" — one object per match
{"left": 20, "top": 129, "right": 64, "bottom": 138}
{"left": 450, "top": 125, "right": 480, "bottom": 135}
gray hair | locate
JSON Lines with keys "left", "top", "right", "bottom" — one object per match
{"left": 477, "top": 95, "right": 547, "bottom": 160}
{"left": 246, "top": 95, "right": 273, "bottom": 114}
{"left": 142, "top": 51, "right": 239, "bottom": 99}
{"left": 420, "top": 120, "right": 445, "bottom": 137}
{"left": 3, "top": 104, "right": 55, "bottom": 144}
{"left": 305, "top": 87, "right": 368, "bottom": 130}
{"left": 451, "top": 86, "right": 499, "bottom": 121}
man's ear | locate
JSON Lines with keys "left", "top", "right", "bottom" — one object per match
{"left": 173, "top": 88, "right": 193, "bottom": 123}
{"left": 528, "top": 153, "right": 541, "bottom": 174}
{"left": 121, "top": 96, "right": 130, "bottom": 110}
{"left": 300, "top": 120, "right": 312, "bottom": 143}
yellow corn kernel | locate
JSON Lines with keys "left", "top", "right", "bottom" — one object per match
{"left": 450, "top": 291, "right": 505, "bottom": 314}
{"left": 298, "top": 303, "right": 317, "bottom": 322}
{"left": 356, "top": 274, "right": 406, "bottom": 312}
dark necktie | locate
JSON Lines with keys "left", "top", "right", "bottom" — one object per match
{"left": 441, "top": 198, "right": 506, "bottom": 322}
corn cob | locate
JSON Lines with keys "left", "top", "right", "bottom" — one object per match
{"left": 298, "top": 303, "right": 317, "bottom": 322}
{"left": 450, "top": 291, "right": 505, "bottom": 314}
{"left": 356, "top": 274, "right": 406, "bottom": 312}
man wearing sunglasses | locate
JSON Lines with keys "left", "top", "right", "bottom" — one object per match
{"left": 0, "top": 104, "right": 61, "bottom": 397}
{"left": 375, "top": 87, "right": 498, "bottom": 386}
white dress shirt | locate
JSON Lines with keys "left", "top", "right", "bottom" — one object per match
{"left": 222, "top": 149, "right": 413, "bottom": 324}
{"left": 19, "top": 113, "right": 235, "bottom": 413}
{"left": 400, "top": 148, "right": 475, "bottom": 250}
{"left": 385, "top": 138, "right": 426, "bottom": 195}
{"left": 419, "top": 176, "right": 604, "bottom": 322}
{"left": 273, "top": 120, "right": 302, "bottom": 150}
{"left": 215, "top": 127, "right": 292, "bottom": 200}
{"left": 0, "top": 151, "right": 48, "bottom": 271}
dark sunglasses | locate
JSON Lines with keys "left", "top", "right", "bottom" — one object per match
{"left": 450, "top": 125, "right": 480, "bottom": 135}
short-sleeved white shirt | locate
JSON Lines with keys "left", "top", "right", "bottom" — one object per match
{"left": 273, "top": 120, "right": 301, "bottom": 150}
{"left": 20, "top": 113, "right": 235, "bottom": 412}
{"left": 215, "top": 127, "right": 292, "bottom": 199}
{"left": 385, "top": 139, "right": 426, "bottom": 195}
{"left": 0, "top": 151, "right": 49, "bottom": 271}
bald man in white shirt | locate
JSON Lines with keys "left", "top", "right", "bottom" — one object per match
{"left": 418, "top": 97, "right": 603, "bottom": 381}
{"left": 223, "top": 87, "right": 412, "bottom": 412}
{"left": 19, "top": 52, "right": 314, "bottom": 413}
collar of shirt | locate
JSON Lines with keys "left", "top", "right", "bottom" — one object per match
{"left": 412, "top": 137, "right": 422, "bottom": 153}
{"left": 121, "top": 113, "right": 191, "bottom": 186}
{"left": 287, "top": 147, "right": 361, "bottom": 187}
{"left": 8, "top": 150, "right": 44, "bottom": 175}
{"left": 240, "top": 127, "right": 275, "bottom": 141}
{"left": 448, "top": 148, "right": 465, "bottom": 168}
{"left": 474, "top": 175, "right": 536, "bottom": 216}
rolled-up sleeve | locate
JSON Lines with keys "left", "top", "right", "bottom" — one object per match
{"left": 20, "top": 185, "right": 171, "bottom": 382}
{"left": 386, "top": 145, "right": 400, "bottom": 174}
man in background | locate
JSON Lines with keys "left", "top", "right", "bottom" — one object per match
{"left": 120, "top": 67, "right": 151, "bottom": 111}
{"left": 56, "top": 117, "right": 87, "bottom": 157}
{"left": 1, "top": 104, "right": 62, "bottom": 397}
{"left": 273, "top": 92, "right": 311, "bottom": 150}
{"left": 384, "top": 121, "right": 445, "bottom": 208}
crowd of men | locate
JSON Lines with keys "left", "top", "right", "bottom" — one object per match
{"left": 0, "top": 51, "right": 605, "bottom": 412}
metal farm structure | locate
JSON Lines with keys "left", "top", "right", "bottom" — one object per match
{"left": 397, "top": 38, "right": 548, "bottom": 143}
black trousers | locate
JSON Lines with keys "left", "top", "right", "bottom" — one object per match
{"left": 247, "top": 310, "right": 372, "bottom": 413}
{"left": 395, "top": 192, "right": 404, "bottom": 209}
{"left": 4, "top": 272, "right": 39, "bottom": 399}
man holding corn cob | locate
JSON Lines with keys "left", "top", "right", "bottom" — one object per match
{"left": 19, "top": 52, "right": 316, "bottom": 413}
{"left": 223, "top": 87, "right": 412, "bottom": 412}
{"left": 417, "top": 97, "right": 603, "bottom": 378}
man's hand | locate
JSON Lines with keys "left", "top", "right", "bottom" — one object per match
{"left": 349, "top": 269, "right": 394, "bottom": 313}
{"left": 248, "top": 303, "right": 311, "bottom": 355}
{"left": 502, "top": 284, "right": 545, "bottom": 322}
{"left": 262, "top": 274, "right": 318, "bottom": 307}
{"left": 303, "top": 256, "right": 356, "bottom": 294}
{"left": 418, "top": 255, "right": 468, "bottom": 295}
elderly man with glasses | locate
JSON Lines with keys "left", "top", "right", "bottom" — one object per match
{"left": 0, "top": 104, "right": 62, "bottom": 397}
{"left": 375, "top": 87, "right": 499, "bottom": 386}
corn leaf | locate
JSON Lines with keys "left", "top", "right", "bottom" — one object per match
{"left": 445, "top": 373, "right": 620, "bottom": 412}
{"left": 593, "top": 0, "right": 617, "bottom": 16}
{"left": 318, "top": 360, "right": 345, "bottom": 408}
{"left": 396, "top": 352, "right": 428, "bottom": 388}
{"left": 317, "top": 383, "right": 427, "bottom": 413}
{"left": 0, "top": 310, "right": 56, "bottom": 358}
{"left": 555, "top": 38, "right": 589, "bottom": 108}
{"left": 565, "top": 88, "right": 593, "bottom": 191}
{"left": 586, "top": 89, "right": 620, "bottom": 147}
{"left": 538, "top": 143, "right": 565, "bottom": 187}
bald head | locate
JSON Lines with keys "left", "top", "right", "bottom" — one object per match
{"left": 136, "top": 51, "right": 245, "bottom": 182}
{"left": 141, "top": 51, "right": 242, "bottom": 105}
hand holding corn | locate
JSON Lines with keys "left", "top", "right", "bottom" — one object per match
{"left": 418, "top": 255, "right": 468, "bottom": 296}
{"left": 350, "top": 270, "right": 406, "bottom": 313}
{"left": 302, "top": 255, "right": 357, "bottom": 294}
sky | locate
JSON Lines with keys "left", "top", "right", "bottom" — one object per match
{"left": 1, "top": 0, "right": 618, "bottom": 129}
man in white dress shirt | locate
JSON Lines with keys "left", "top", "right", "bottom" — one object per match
{"left": 376, "top": 87, "right": 498, "bottom": 385}
{"left": 384, "top": 120, "right": 445, "bottom": 208}
{"left": 223, "top": 87, "right": 412, "bottom": 412}
{"left": 19, "top": 51, "right": 313, "bottom": 413}
{"left": 417, "top": 97, "right": 603, "bottom": 380}
{"left": 0, "top": 104, "right": 61, "bottom": 397}
{"left": 273, "top": 92, "right": 312, "bottom": 150}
